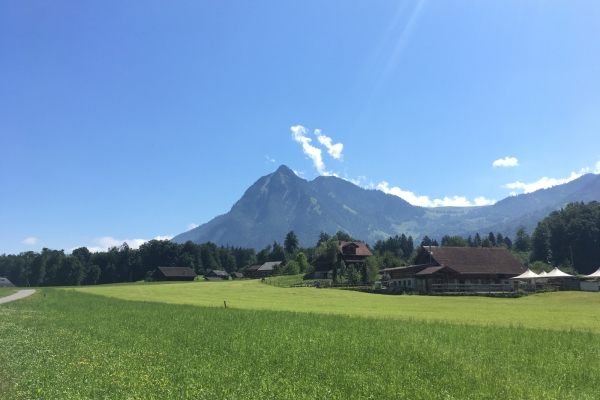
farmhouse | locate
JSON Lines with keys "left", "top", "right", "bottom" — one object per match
{"left": 153, "top": 267, "right": 197, "bottom": 282}
{"left": 380, "top": 246, "right": 526, "bottom": 293}
{"left": 0, "top": 277, "right": 16, "bottom": 287}
{"left": 204, "top": 270, "right": 230, "bottom": 280}
{"left": 230, "top": 272, "right": 244, "bottom": 279}
{"left": 313, "top": 241, "right": 373, "bottom": 279}
{"left": 245, "top": 261, "right": 282, "bottom": 278}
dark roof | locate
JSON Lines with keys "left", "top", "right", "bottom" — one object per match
{"left": 379, "top": 264, "right": 437, "bottom": 274}
{"left": 156, "top": 267, "right": 197, "bottom": 278}
{"left": 247, "top": 264, "right": 262, "bottom": 272}
{"left": 416, "top": 247, "right": 527, "bottom": 275}
{"left": 258, "top": 261, "right": 282, "bottom": 271}
{"left": 339, "top": 242, "right": 373, "bottom": 257}
{"left": 204, "top": 276, "right": 223, "bottom": 281}
{"left": 230, "top": 272, "right": 244, "bottom": 278}
{"left": 211, "top": 270, "right": 229, "bottom": 277}
{"left": 0, "top": 277, "right": 16, "bottom": 287}
{"left": 415, "top": 266, "right": 459, "bottom": 276}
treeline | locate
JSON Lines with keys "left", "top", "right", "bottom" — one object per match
{"left": 530, "top": 201, "right": 600, "bottom": 275}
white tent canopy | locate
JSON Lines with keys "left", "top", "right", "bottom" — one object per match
{"left": 545, "top": 267, "right": 574, "bottom": 278}
{"left": 510, "top": 269, "right": 540, "bottom": 280}
{"left": 539, "top": 271, "right": 548, "bottom": 277}
{"left": 583, "top": 268, "right": 600, "bottom": 279}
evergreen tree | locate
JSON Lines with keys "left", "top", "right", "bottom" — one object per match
{"left": 473, "top": 233, "right": 482, "bottom": 247}
{"left": 488, "top": 232, "right": 496, "bottom": 247}
{"left": 284, "top": 231, "right": 299, "bottom": 254}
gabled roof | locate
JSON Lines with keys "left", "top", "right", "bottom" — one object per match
{"left": 247, "top": 264, "right": 262, "bottom": 272}
{"left": 230, "top": 272, "right": 244, "bottom": 278}
{"left": 0, "top": 277, "right": 16, "bottom": 287}
{"left": 211, "top": 270, "right": 229, "bottom": 277}
{"left": 339, "top": 241, "right": 373, "bottom": 257}
{"left": 258, "top": 261, "right": 282, "bottom": 271}
{"left": 415, "top": 247, "right": 526, "bottom": 275}
{"left": 156, "top": 267, "right": 197, "bottom": 278}
{"left": 415, "top": 266, "right": 459, "bottom": 276}
{"left": 205, "top": 276, "right": 223, "bottom": 281}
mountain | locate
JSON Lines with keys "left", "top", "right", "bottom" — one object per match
{"left": 171, "top": 165, "right": 600, "bottom": 249}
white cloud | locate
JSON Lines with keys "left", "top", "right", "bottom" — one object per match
{"left": 377, "top": 182, "right": 495, "bottom": 207}
{"left": 504, "top": 171, "right": 585, "bottom": 194}
{"left": 493, "top": 156, "right": 518, "bottom": 167}
{"left": 595, "top": 161, "right": 600, "bottom": 174}
{"left": 474, "top": 197, "right": 496, "bottom": 206}
{"left": 83, "top": 235, "right": 174, "bottom": 252}
{"left": 265, "top": 155, "right": 275, "bottom": 163}
{"left": 315, "top": 129, "right": 344, "bottom": 159}
{"left": 292, "top": 169, "right": 305, "bottom": 177}
{"left": 22, "top": 237, "right": 40, "bottom": 245}
{"left": 291, "top": 125, "right": 337, "bottom": 176}
{"left": 187, "top": 223, "right": 198, "bottom": 231}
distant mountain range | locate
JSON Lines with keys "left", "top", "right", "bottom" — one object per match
{"left": 172, "top": 165, "right": 600, "bottom": 249}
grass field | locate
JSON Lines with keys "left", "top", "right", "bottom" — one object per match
{"left": 2, "top": 282, "right": 600, "bottom": 398}
{"left": 0, "top": 287, "right": 19, "bottom": 298}
{"left": 76, "top": 278, "right": 600, "bottom": 333}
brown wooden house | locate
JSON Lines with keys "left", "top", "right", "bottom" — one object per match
{"left": 245, "top": 262, "right": 282, "bottom": 278}
{"left": 153, "top": 267, "right": 197, "bottom": 281}
{"left": 379, "top": 246, "right": 526, "bottom": 293}
{"left": 230, "top": 272, "right": 244, "bottom": 279}
{"left": 313, "top": 241, "right": 373, "bottom": 279}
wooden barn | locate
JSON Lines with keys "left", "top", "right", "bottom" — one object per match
{"left": 153, "top": 267, "right": 197, "bottom": 282}
{"left": 245, "top": 262, "right": 282, "bottom": 278}
{"left": 204, "top": 270, "right": 229, "bottom": 280}
{"left": 380, "top": 246, "right": 526, "bottom": 293}
{"left": 230, "top": 272, "right": 244, "bottom": 279}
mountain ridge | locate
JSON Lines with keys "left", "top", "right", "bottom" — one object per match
{"left": 172, "top": 165, "right": 600, "bottom": 249}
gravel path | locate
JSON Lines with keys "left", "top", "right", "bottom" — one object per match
{"left": 0, "top": 289, "right": 36, "bottom": 304}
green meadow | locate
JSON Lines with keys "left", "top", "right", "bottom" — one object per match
{"left": 1, "top": 282, "right": 600, "bottom": 399}
{"left": 77, "top": 277, "right": 600, "bottom": 333}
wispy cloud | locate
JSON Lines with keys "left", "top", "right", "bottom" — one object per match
{"left": 22, "top": 237, "right": 40, "bottom": 245}
{"left": 376, "top": 182, "right": 495, "bottom": 207}
{"left": 595, "top": 161, "right": 600, "bottom": 174}
{"left": 265, "top": 155, "right": 275, "bottom": 163}
{"left": 504, "top": 170, "right": 586, "bottom": 194}
{"left": 315, "top": 129, "right": 343, "bottom": 159}
{"left": 493, "top": 156, "right": 518, "bottom": 167}
{"left": 82, "top": 235, "right": 174, "bottom": 253}
{"left": 187, "top": 223, "right": 198, "bottom": 231}
{"left": 291, "top": 125, "right": 338, "bottom": 176}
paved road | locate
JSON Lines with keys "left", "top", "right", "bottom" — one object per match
{"left": 0, "top": 289, "right": 36, "bottom": 304}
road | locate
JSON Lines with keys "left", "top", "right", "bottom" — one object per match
{"left": 0, "top": 289, "right": 36, "bottom": 304}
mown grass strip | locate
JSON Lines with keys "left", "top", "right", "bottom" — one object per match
{"left": 76, "top": 280, "right": 600, "bottom": 333}
{"left": 1, "top": 289, "right": 600, "bottom": 399}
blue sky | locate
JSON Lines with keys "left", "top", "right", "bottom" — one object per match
{"left": 2, "top": 1, "right": 600, "bottom": 254}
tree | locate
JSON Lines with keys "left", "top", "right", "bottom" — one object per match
{"left": 496, "top": 233, "right": 504, "bottom": 247}
{"left": 473, "top": 233, "right": 482, "bottom": 247}
{"left": 269, "top": 241, "right": 287, "bottom": 264}
{"left": 296, "top": 252, "right": 309, "bottom": 273}
{"left": 284, "top": 231, "right": 299, "bottom": 254}
{"left": 514, "top": 227, "right": 532, "bottom": 252}
{"left": 441, "top": 236, "right": 468, "bottom": 247}
{"left": 283, "top": 260, "right": 300, "bottom": 275}
{"left": 317, "top": 231, "right": 331, "bottom": 246}
{"left": 481, "top": 237, "right": 492, "bottom": 248}
{"left": 488, "top": 232, "right": 496, "bottom": 247}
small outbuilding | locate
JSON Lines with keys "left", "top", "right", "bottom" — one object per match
{"left": 245, "top": 262, "right": 282, "bottom": 278}
{"left": 205, "top": 270, "right": 230, "bottom": 280}
{"left": 153, "top": 267, "right": 197, "bottom": 282}
{"left": 0, "top": 277, "right": 16, "bottom": 287}
{"left": 230, "top": 272, "right": 244, "bottom": 279}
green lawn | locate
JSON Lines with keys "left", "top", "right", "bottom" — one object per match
{"left": 75, "top": 279, "right": 600, "bottom": 333}
{"left": 0, "top": 287, "right": 19, "bottom": 298}
{"left": 2, "top": 288, "right": 600, "bottom": 399}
